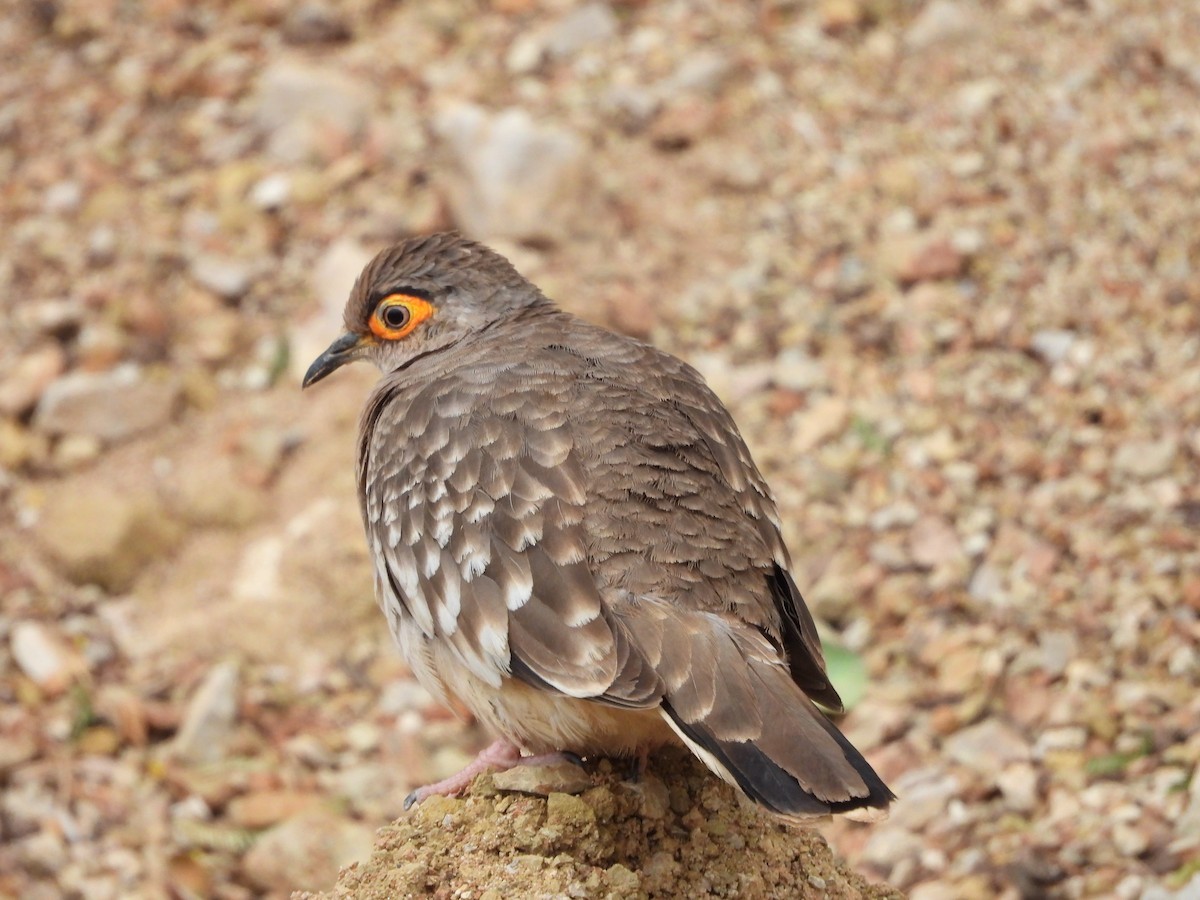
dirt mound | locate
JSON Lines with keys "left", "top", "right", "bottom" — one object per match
{"left": 307, "top": 750, "right": 901, "bottom": 900}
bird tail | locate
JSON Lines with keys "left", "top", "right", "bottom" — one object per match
{"left": 661, "top": 656, "right": 894, "bottom": 821}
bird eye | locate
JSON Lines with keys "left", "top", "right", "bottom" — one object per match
{"left": 369, "top": 294, "right": 434, "bottom": 340}
{"left": 382, "top": 304, "right": 410, "bottom": 329}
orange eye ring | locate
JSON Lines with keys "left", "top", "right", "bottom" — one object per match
{"left": 369, "top": 294, "right": 433, "bottom": 341}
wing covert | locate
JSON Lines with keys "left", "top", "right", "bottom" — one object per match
{"left": 359, "top": 370, "right": 659, "bottom": 706}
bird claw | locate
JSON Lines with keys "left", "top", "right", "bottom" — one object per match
{"left": 622, "top": 748, "right": 650, "bottom": 783}
{"left": 403, "top": 738, "right": 524, "bottom": 812}
{"left": 519, "top": 750, "right": 585, "bottom": 769}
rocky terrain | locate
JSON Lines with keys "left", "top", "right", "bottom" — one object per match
{"left": 1, "top": 0, "right": 1199, "bottom": 898}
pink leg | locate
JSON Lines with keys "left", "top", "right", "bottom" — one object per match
{"left": 404, "top": 740, "right": 584, "bottom": 809}
{"left": 405, "top": 739, "right": 521, "bottom": 810}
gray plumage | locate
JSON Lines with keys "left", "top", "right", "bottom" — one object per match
{"left": 304, "top": 232, "right": 893, "bottom": 820}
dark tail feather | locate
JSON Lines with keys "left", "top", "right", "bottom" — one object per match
{"left": 662, "top": 662, "right": 894, "bottom": 819}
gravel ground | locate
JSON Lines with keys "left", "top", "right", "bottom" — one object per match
{"left": 2, "top": 0, "right": 1198, "bottom": 897}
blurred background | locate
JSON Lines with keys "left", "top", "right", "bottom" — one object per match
{"left": 2, "top": 0, "right": 1198, "bottom": 897}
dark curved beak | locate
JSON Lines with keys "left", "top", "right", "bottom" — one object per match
{"left": 302, "top": 332, "right": 363, "bottom": 389}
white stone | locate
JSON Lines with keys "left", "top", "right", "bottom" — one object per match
{"left": 792, "top": 396, "right": 849, "bottom": 452}
{"left": 434, "top": 104, "right": 585, "bottom": 242}
{"left": 1035, "top": 726, "right": 1087, "bottom": 754}
{"left": 909, "top": 515, "right": 963, "bottom": 568}
{"left": 545, "top": 2, "right": 617, "bottom": 59}
{"left": 944, "top": 719, "right": 1030, "bottom": 772}
{"left": 87, "top": 225, "right": 117, "bottom": 265}
{"left": 955, "top": 79, "right": 1003, "bottom": 118}
{"left": 1037, "top": 630, "right": 1077, "bottom": 678}
{"left": 250, "top": 173, "right": 292, "bottom": 210}
{"left": 172, "top": 661, "right": 240, "bottom": 764}
{"left": 233, "top": 536, "right": 284, "bottom": 603}
{"left": 34, "top": 364, "right": 179, "bottom": 443}
{"left": 378, "top": 679, "right": 437, "bottom": 715}
{"left": 906, "top": 0, "right": 980, "bottom": 48}
{"left": 253, "top": 61, "right": 372, "bottom": 162}
{"left": 772, "top": 349, "right": 825, "bottom": 392}
{"left": 996, "top": 763, "right": 1039, "bottom": 811}
{"left": 1113, "top": 438, "right": 1177, "bottom": 479}
{"left": 861, "top": 825, "right": 923, "bottom": 870}
{"left": 506, "top": 33, "right": 546, "bottom": 75}
{"left": 11, "top": 622, "right": 76, "bottom": 691}
{"left": 890, "top": 767, "right": 961, "bottom": 830}
{"left": 189, "top": 254, "right": 253, "bottom": 300}
{"left": 870, "top": 502, "right": 920, "bottom": 531}
{"left": 967, "top": 563, "right": 1003, "bottom": 603}
{"left": 241, "top": 811, "right": 375, "bottom": 893}
{"left": 1111, "top": 822, "right": 1148, "bottom": 857}
{"left": 343, "top": 721, "right": 381, "bottom": 754}
{"left": 1030, "top": 329, "right": 1076, "bottom": 365}
{"left": 659, "top": 49, "right": 732, "bottom": 97}
{"left": 43, "top": 181, "right": 83, "bottom": 214}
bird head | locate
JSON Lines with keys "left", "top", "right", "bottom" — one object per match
{"left": 302, "top": 232, "right": 549, "bottom": 388}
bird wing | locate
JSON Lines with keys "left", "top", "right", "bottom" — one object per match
{"left": 357, "top": 358, "right": 661, "bottom": 707}
{"left": 573, "top": 336, "right": 843, "bottom": 710}
{"left": 356, "top": 331, "right": 839, "bottom": 711}
{"left": 557, "top": 336, "right": 890, "bottom": 815}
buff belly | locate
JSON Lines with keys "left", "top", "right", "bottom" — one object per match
{"left": 394, "top": 616, "right": 676, "bottom": 757}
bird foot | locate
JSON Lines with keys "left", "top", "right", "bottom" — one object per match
{"left": 404, "top": 738, "right": 521, "bottom": 810}
{"left": 404, "top": 741, "right": 586, "bottom": 810}
{"left": 622, "top": 748, "right": 650, "bottom": 783}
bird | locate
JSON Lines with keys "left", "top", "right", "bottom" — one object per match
{"left": 303, "top": 232, "right": 893, "bottom": 822}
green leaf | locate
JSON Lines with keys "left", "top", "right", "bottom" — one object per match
{"left": 1085, "top": 752, "right": 1138, "bottom": 778}
{"left": 267, "top": 334, "right": 291, "bottom": 387}
{"left": 822, "top": 641, "right": 868, "bottom": 712}
{"left": 69, "top": 684, "right": 98, "bottom": 740}
{"left": 1168, "top": 857, "right": 1200, "bottom": 888}
{"left": 1085, "top": 732, "right": 1154, "bottom": 778}
{"left": 851, "top": 416, "right": 889, "bottom": 454}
